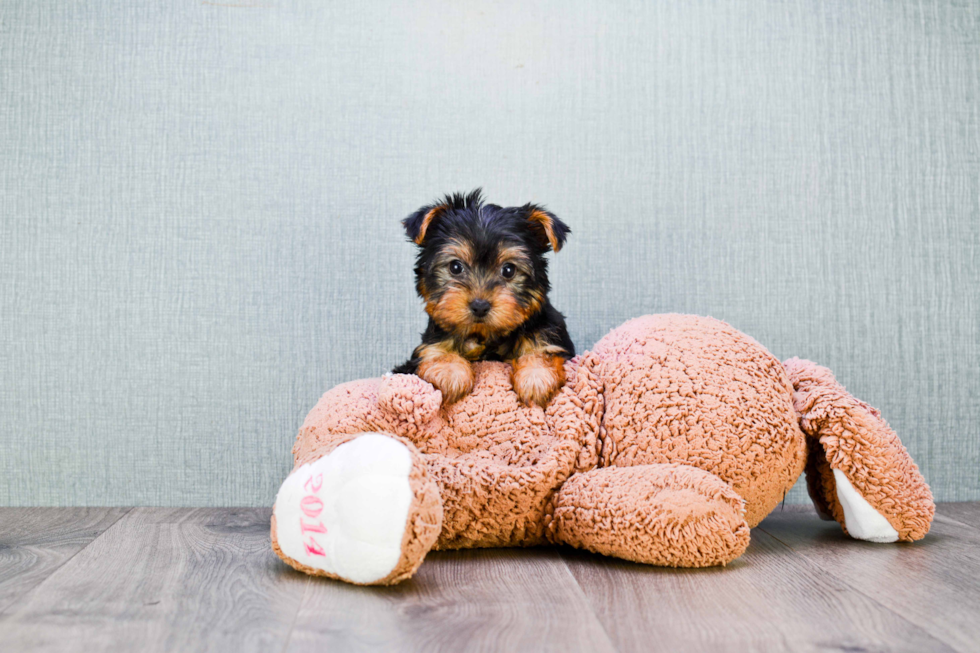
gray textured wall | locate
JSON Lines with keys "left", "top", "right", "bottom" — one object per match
{"left": 1, "top": 1, "right": 977, "bottom": 506}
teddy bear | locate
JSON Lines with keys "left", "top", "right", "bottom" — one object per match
{"left": 270, "top": 314, "right": 934, "bottom": 585}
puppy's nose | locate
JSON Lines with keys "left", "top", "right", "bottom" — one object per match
{"left": 469, "top": 299, "right": 491, "bottom": 318}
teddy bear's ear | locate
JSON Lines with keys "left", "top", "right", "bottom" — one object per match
{"left": 402, "top": 203, "right": 447, "bottom": 246}
{"left": 523, "top": 204, "right": 570, "bottom": 253}
{"left": 378, "top": 373, "right": 441, "bottom": 432}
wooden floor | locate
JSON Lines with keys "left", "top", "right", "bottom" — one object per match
{"left": 0, "top": 504, "right": 977, "bottom": 652}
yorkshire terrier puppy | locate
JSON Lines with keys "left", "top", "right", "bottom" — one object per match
{"left": 393, "top": 189, "right": 574, "bottom": 407}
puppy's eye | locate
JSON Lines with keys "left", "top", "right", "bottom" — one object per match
{"left": 449, "top": 260, "right": 464, "bottom": 275}
{"left": 501, "top": 263, "right": 516, "bottom": 279}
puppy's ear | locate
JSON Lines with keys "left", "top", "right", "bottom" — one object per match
{"left": 524, "top": 204, "right": 570, "bottom": 253}
{"left": 402, "top": 203, "right": 448, "bottom": 245}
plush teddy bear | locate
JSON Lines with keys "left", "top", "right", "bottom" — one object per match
{"left": 270, "top": 314, "right": 934, "bottom": 585}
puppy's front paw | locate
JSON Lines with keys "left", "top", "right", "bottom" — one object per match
{"left": 417, "top": 352, "right": 474, "bottom": 404}
{"left": 512, "top": 354, "right": 566, "bottom": 408}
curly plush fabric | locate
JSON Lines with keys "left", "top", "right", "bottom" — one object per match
{"left": 589, "top": 315, "right": 806, "bottom": 527}
{"left": 272, "top": 314, "right": 935, "bottom": 585}
{"left": 784, "top": 357, "right": 934, "bottom": 541}
{"left": 548, "top": 463, "right": 751, "bottom": 567}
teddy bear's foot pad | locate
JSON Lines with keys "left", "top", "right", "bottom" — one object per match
{"left": 273, "top": 433, "right": 414, "bottom": 584}
{"left": 833, "top": 469, "right": 899, "bottom": 543}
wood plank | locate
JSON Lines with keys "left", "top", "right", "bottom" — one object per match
{"left": 0, "top": 508, "right": 130, "bottom": 614}
{"left": 759, "top": 507, "right": 980, "bottom": 653}
{"left": 0, "top": 508, "right": 309, "bottom": 653}
{"left": 937, "top": 502, "right": 980, "bottom": 530}
{"left": 562, "top": 523, "right": 952, "bottom": 653}
{"left": 284, "top": 547, "right": 616, "bottom": 653}
{"left": 3, "top": 505, "right": 977, "bottom": 652}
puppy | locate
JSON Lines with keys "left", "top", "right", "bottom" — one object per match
{"left": 393, "top": 189, "right": 574, "bottom": 407}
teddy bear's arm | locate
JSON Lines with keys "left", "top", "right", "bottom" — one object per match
{"left": 785, "top": 358, "right": 935, "bottom": 542}
{"left": 547, "top": 463, "right": 751, "bottom": 567}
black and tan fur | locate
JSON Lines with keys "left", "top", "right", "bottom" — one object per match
{"left": 394, "top": 190, "right": 574, "bottom": 407}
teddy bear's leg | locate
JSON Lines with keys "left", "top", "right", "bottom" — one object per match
{"left": 784, "top": 358, "right": 934, "bottom": 543}
{"left": 547, "top": 463, "right": 751, "bottom": 567}
{"left": 271, "top": 433, "right": 443, "bottom": 585}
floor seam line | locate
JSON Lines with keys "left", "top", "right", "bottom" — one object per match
{"left": 933, "top": 512, "right": 980, "bottom": 534}
{"left": 278, "top": 575, "right": 311, "bottom": 653}
{"left": 756, "top": 524, "right": 965, "bottom": 652}
{"left": 556, "top": 549, "right": 622, "bottom": 653}
{"left": 0, "top": 507, "right": 135, "bottom": 617}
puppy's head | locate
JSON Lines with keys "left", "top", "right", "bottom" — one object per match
{"left": 403, "top": 189, "right": 569, "bottom": 339}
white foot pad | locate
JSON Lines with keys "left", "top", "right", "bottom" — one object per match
{"left": 832, "top": 469, "right": 899, "bottom": 543}
{"left": 274, "top": 433, "right": 414, "bottom": 583}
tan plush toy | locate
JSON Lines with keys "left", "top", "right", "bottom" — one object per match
{"left": 271, "top": 314, "right": 934, "bottom": 585}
